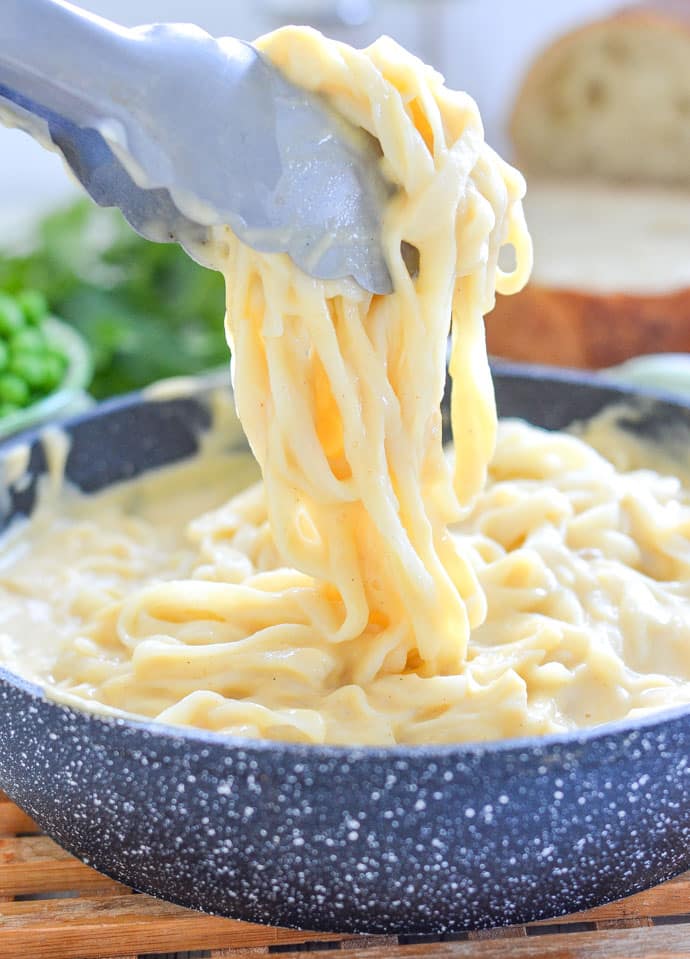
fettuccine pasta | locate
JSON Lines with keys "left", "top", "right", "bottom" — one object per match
{"left": 210, "top": 27, "right": 531, "bottom": 679}
{"left": 2, "top": 28, "right": 689, "bottom": 746}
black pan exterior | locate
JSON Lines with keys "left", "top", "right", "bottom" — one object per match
{"left": 0, "top": 366, "right": 688, "bottom": 933}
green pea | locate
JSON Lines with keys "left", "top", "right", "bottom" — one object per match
{"left": 0, "top": 293, "right": 24, "bottom": 338}
{"left": 0, "top": 340, "right": 8, "bottom": 371}
{"left": 16, "top": 290, "right": 48, "bottom": 325}
{"left": 47, "top": 348, "right": 68, "bottom": 371}
{"left": 9, "top": 352, "right": 50, "bottom": 390}
{"left": 10, "top": 327, "right": 45, "bottom": 354}
{"left": 0, "top": 373, "right": 30, "bottom": 406}
{"left": 38, "top": 353, "right": 65, "bottom": 391}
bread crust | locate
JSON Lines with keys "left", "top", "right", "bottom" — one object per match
{"left": 486, "top": 283, "right": 690, "bottom": 369}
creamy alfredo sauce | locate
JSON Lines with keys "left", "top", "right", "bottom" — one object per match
{"left": 1, "top": 26, "right": 689, "bottom": 746}
{"left": 2, "top": 400, "right": 690, "bottom": 745}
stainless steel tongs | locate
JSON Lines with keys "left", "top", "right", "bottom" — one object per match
{"left": 0, "top": 0, "right": 394, "bottom": 293}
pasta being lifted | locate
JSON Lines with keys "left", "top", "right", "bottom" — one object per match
{"left": 123, "top": 26, "right": 531, "bottom": 737}
{"left": 6, "top": 27, "right": 690, "bottom": 746}
{"left": 214, "top": 27, "right": 531, "bottom": 679}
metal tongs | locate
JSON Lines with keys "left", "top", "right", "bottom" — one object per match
{"left": 0, "top": 0, "right": 393, "bottom": 293}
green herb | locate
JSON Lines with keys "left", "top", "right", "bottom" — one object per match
{"left": 0, "top": 201, "right": 227, "bottom": 399}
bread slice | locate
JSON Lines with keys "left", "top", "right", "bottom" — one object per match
{"left": 511, "top": 6, "right": 690, "bottom": 185}
{"left": 494, "top": 5, "right": 690, "bottom": 369}
{"left": 486, "top": 180, "right": 690, "bottom": 368}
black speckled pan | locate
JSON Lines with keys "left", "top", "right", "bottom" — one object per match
{"left": 0, "top": 364, "right": 689, "bottom": 935}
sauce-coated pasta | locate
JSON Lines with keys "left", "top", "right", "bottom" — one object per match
{"left": 2, "top": 28, "right": 688, "bottom": 746}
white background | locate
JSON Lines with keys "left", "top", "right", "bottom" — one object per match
{"left": 0, "top": 0, "right": 622, "bottom": 231}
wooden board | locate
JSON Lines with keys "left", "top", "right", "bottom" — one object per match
{"left": 0, "top": 791, "right": 687, "bottom": 959}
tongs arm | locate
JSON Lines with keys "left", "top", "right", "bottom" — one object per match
{"left": 0, "top": 0, "right": 394, "bottom": 294}
{"left": 0, "top": 0, "right": 144, "bottom": 128}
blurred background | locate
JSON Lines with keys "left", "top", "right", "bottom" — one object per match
{"left": 0, "top": 0, "right": 688, "bottom": 432}
{"left": 0, "top": 0, "right": 622, "bottom": 223}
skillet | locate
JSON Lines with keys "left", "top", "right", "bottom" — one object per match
{"left": 0, "top": 363, "right": 689, "bottom": 934}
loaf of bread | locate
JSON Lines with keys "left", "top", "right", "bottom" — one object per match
{"left": 488, "top": 5, "right": 690, "bottom": 369}
{"left": 511, "top": 5, "right": 690, "bottom": 184}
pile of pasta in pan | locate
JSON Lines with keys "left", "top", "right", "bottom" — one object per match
{"left": 2, "top": 27, "right": 690, "bottom": 746}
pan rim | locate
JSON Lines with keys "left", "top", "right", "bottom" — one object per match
{"left": 1, "top": 358, "right": 687, "bottom": 458}
{"left": 3, "top": 660, "right": 689, "bottom": 761}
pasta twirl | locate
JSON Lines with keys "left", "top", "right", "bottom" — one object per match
{"left": 211, "top": 27, "right": 531, "bottom": 682}
{"left": 4, "top": 28, "right": 690, "bottom": 747}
